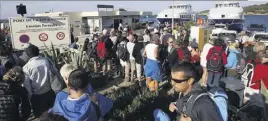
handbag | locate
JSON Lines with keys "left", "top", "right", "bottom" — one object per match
{"left": 46, "top": 58, "right": 64, "bottom": 93}
{"left": 261, "top": 80, "right": 268, "bottom": 103}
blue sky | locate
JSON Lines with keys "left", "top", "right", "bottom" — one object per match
{"left": 1, "top": 1, "right": 268, "bottom": 19}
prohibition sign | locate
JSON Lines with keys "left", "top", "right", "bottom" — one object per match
{"left": 56, "top": 32, "right": 65, "bottom": 40}
{"left": 39, "top": 33, "right": 48, "bottom": 41}
{"left": 19, "top": 34, "right": 30, "bottom": 43}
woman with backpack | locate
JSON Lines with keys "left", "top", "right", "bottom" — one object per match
{"left": 206, "top": 39, "right": 227, "bottom": 88}
{"left": 225, "top": 42, "right": 242, "bottom": 77}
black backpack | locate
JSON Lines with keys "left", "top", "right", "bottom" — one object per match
{"left": 177, "top": 47, "right": 191, "bottom": 63}
{"left": 117, "top": 43, "right": 129, "bottom": 61}
{"left": 207, "top": 47, "right": 224, "bottom": 72}
{"left": 87, "top": 41, "right": 98, "bottom": 58}
{"left": 0, "top": 55, "right": 16, "bottom": 72}
{"left": 235, "top": 52, "right": 246, "bottom": 74}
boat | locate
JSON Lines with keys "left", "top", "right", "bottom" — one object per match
{"left": 156, "top": 3, "right": 196, "bottom": 24}
{"left": 247, "top": 24, "right": 267, "bottom": 32}
{"left": 208, "top": 2, "right": 244, "bottom": 33}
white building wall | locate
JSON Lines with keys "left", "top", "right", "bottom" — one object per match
{"left": 34, "top": 12, "right": 82, "bottom": 37}
{"left": 64, "top": 12, "right": 82, "bottom": 37}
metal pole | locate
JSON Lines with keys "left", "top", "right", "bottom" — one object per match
{"left": 172, "top": 0, "right": 174, "bottom": 32}
{"left": 0, "top": 0, "right": 2, "bottom": 20}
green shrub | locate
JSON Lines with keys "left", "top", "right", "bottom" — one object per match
{"left": 105, "top": 85, "right": 178, "bottom": 121}
{"left": 131, "top": 22, "right": 144, "bottom": 30}
{"left": 183, "top": 21, "right": 196, "bottom": 30}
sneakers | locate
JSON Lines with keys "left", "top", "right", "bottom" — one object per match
{"left": 138, "top": 81, "right": 143, "bottom": 87}
{"left": 124, "top": 78, "right": 130, "bottom": 82}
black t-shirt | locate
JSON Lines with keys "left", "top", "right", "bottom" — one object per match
{"left": 132, "top": 42, "right": 144, "bottom": 64}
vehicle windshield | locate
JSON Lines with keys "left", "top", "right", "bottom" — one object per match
{"left": 215, "top": 25, "right": 226, "bottom": 28}
{"left": 219, "top": 33, "right": 236, "bottom": 37}
{"left": 249, "top": 24, "right": 265, "bottom": 28}
{"left": 254, "top": 34, "right": 268, "bottom": 40}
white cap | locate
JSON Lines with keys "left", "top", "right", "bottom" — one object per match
{"left": 163, "top": 27, "right": 168, "bottom": 31}
{"left": 102, "top": 29, "right": 108, "bottom": 35}
{"left": 242, "top": 36, "right": 249, "bottom": 44}
{"left": 154, "top": 28, "right": 159, "bottom": 33}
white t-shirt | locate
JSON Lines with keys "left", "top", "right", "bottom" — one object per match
{"left": 200, "top": 43, "right": 213, "bottom": 67}
{"left": 145, "top": 43, "right": 158, "bottom": 60}
{"left": 127, "top": 42, "right": 135, "bottom": 60}
{"left": 143, "top": 35, "right": 150, "bottom": 43}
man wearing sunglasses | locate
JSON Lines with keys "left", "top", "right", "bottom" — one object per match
{"left": 169, "top": 62, "right": 221, "bottom": 121}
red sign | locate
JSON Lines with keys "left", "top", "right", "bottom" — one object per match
{"left": 39, "top": 33, "right": 48, "bottom": 41}
{"left": 56, "top": 32, "right": 65, "bottom": 40}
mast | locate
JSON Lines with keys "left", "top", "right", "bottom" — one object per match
{"left": 172, "top": 0, "right": 174, "bottom": 32}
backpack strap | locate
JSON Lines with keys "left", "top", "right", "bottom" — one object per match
{"left": 183, "top": 93, "right": 209, "bottom": 117}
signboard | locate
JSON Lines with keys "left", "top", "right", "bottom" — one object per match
{"left": 9, "top": 16, "right": 70, "bottom": 50}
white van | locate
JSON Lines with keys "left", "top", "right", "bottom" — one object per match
{"left": 211, "top": 28, "right": 237, "bottom": 38}
{"left": 250, "top": 32, "right": 268, "bottom": 46}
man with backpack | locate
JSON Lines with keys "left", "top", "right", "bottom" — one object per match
{"left": 168, "top": 62, "right": 223, "bottom": 121}
{"left": 97, "top": 29, "right": 113, "bottom": 75}
{"left": 200, "top": 38, "right": 214, "bottom": 87}
{"left": 132, "top": 35, "right": 144, "bottom": 86}
{"left": 117, "top": 36, "right": 129, "bottom": 79}
{"left": 206, "top": 39, "right": 227, "bottom": 88}
{"left": 87, "top": 34, "right": 99, "bottom": 73}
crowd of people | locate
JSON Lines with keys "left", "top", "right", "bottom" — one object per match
{"left": 0, "top": 24, "right": 267, "bottom": 121}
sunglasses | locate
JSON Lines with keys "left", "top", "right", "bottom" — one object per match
{"left": 169, "top": 41, "right": 173, "bottom": 43}
{"left": 171, "top": 78, "right": 190, "bottom": 83}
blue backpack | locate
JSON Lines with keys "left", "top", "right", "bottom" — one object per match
{"left": 183, "top": 88, "right": 228, "bottom": 121}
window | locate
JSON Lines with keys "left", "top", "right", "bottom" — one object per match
{"left": 165, "top": 15, "right": 167, "bottom": 17}
{"left": 255, "top": 35, "right": 268, "bottom": 40}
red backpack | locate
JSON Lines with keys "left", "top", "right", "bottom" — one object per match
{"left": 97, "top": 41, "right": 107, "bottom": 59}
{"left": 207, "top": 47, "right": 224, "bottom": 72}
{"left": 177, "top": 47, "right": 191, "bottom": 62}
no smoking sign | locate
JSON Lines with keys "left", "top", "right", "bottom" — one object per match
{"left": 39, "top": 33, "right": 48, "bottom": 42}
{"left": 56, "top": 32, "right": 65, "bottom": 40}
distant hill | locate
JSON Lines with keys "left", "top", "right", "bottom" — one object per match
{"left": 199, "top": 3, "right": 268, "bottom": 15}
{"left": 199, "top": 10, "right": 209, "bottom": 15}
{"left": 244, "top": 3, "right": 268, "bottom": 14}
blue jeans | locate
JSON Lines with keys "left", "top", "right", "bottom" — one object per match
{"left": 207, "top": 72, "right": 222, "bottom": 87}
{"left": 153, "top": 109, "right": 170, "bottom": 121}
